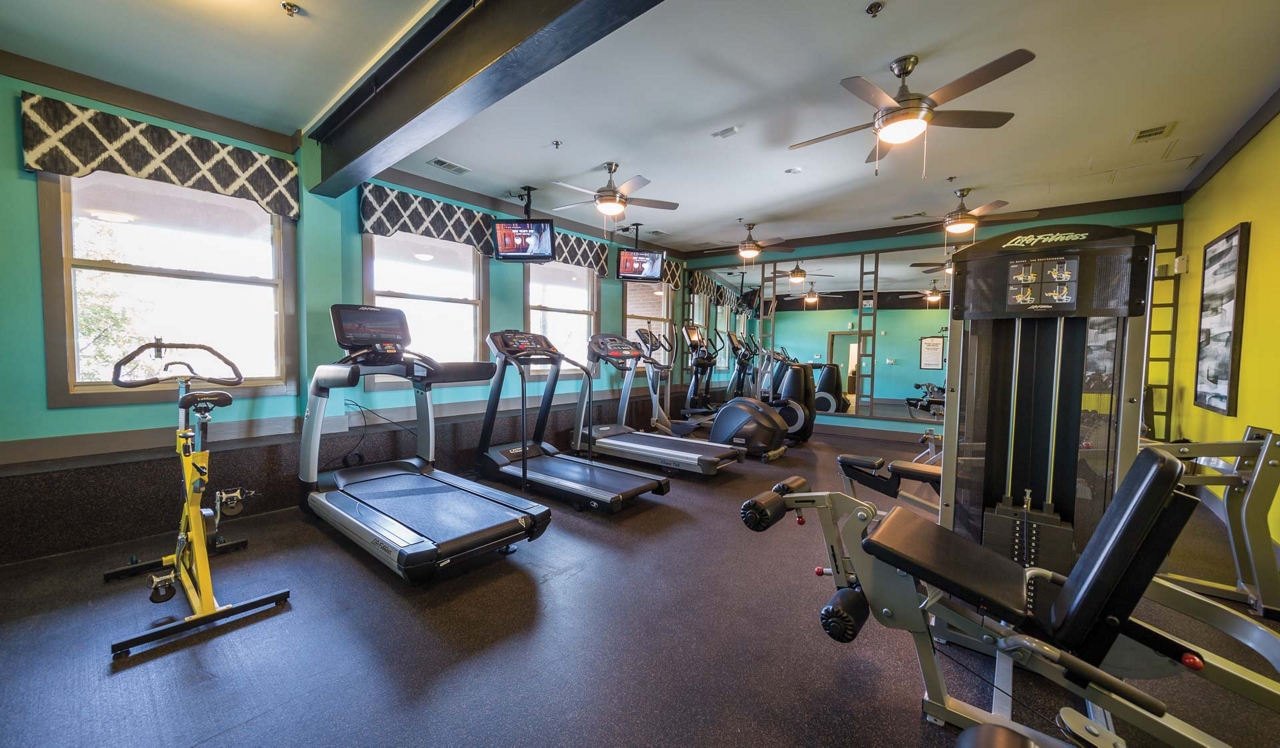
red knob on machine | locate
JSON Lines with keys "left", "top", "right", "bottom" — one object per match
{"left": 796, "top": 516, "right": 806, "bottom": 526}
{"left": 815, "top": 566, "right": 824, "bottom": 577}
{"left": 1181, "top": 653, "right": 1205, "bottom": 671}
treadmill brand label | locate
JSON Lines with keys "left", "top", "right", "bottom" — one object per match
{"left": 1002, "top": 232, "right": 1089, "bottom": 248}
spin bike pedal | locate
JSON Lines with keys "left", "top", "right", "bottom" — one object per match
{"left": 148, "top": 570, "right": 177, "bottom": 603}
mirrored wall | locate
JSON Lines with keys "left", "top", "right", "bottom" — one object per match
{"left": 702, "top": 243, "right": 953, "bottom": 423}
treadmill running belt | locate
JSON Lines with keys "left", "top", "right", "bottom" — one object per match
{"left": 614, "top": 432, "right": 737, "bottom": 458}
{"left": 342, "top": 474, "right": 526, "bottom": 546}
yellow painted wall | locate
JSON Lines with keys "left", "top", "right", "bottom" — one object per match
{"left": 1175, "top": 112, "right": 1280, "bottom": 537}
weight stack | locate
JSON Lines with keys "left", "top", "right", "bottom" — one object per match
{"left": 983, "top": 506, "right": 1075, "bottom": 620}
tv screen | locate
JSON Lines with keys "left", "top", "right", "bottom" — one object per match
{"left": 330, "top": 304, "right": 410, "bottom": 349}
{"left": 617, "top": 248, "right": 664, "bottom": 282}
{"left": 493, "top": 219, "right": 555, "bottom": 262}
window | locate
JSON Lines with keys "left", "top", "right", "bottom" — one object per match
{"left": 40, "top": 171, "right": 297, "bottom": 407}
{"left": 713, "top": 303, "right": 732, "bottom": 370}
{"left": 367, "top": 232, "right": 484, "bottom": 363}
{"left": 527, "top": 260, "right": 597, "bottom": 368}
{"left": 623, "top": 281, "right": 672, "bottom": 365}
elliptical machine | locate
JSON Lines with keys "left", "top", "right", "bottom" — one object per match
{"left": 635, "top": 327, "right": 787, "bottom": 462}
{"left": 813, "top": 363, "right": 851, "bottom": 413}
{"left": 757, "top": 346, "right": 816, "bottom": 443}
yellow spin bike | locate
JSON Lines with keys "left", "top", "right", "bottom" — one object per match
{"left": 104, "top": 341, "right": 290, "bottom": 659}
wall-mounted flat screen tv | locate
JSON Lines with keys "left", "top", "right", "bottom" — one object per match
{"left": 493, "top": 219, "right": 555, "bottom": 262}
{"left": 617, "top": 248, "right": 665, "bottom": 282}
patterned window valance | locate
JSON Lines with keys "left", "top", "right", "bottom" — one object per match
{"left": 661, "top": 259, "right": 684, "bottom": 290}
{"left": 713, "top": 284, "right": 741, "bottom": 308}
{"left": 359, "top": 182, "right": 609, "bottom": 276}
{"left": 686, "top": 270, "right": 716, "bottom": 297}
{"left": 21, "top": 93, "right": 299, "bottom": 219}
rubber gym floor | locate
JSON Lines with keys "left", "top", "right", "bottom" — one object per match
{"left": 2, "top": 434, "right": 1276, "bottom": 747}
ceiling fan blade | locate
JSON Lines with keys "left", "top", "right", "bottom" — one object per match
{"left": 984, "top": 210, "right": 1041, "bottom": 222}
{"left": 969, "top": 200, "right": 1009, "bottom": 217}
{"left": 617, "top": 176, "right": 650, "bottom": 196}
{"left": 899, "top": 293, "right": 924, "bottom": 298}
{"left": 930, "top": 110, "right": 1015, "bottom": 129}
{"left": 865, "top": 140, "right": 894, "bottom": 163}
{"left": 760, "top": 246, "right": 795, "bottom": 254}
{"left": 627, "top": 197, "right": 679, "bottom": 210}
{"left": 789, "top": 122, "right": 874, "bottom": 150}
{"left": 700, "top": 247, "right": 744, "bottom": 256}
{"left": 758, "top": 237, "right": 790, "bottom": 247}
{"left": 910, "top": 262, "right": 946, "bottom": 267}
{"left": 922, "top": 266, "right": 949, "bottom": 274}
{"left": 897, "top": 221, "right": 945, "bottom": 235}
{"left": 926, "top": 49, "right": 1035, "bottom": 107}
{"left": 839, "top": 76, "right": 899, "bottom": 109}
{"left": 551, "top": 181, "right": 598, "bottom": 196}
{"left": 551, "top": 200, "right": 595, "bottom": 211}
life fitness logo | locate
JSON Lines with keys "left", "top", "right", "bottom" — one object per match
{"left": 1002, "top": 232, "right": 1089, "bottom": 248}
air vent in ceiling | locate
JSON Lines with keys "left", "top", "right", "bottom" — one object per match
{"left": 427, "top": 157, "right": 471, "bottom": 175}
{"left": 1130, "top": 122, "right": 1175, "bottom": 145}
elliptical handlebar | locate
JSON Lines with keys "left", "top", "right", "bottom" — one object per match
{"left": 112, "top": 341, "right": 244, "bottom": 389}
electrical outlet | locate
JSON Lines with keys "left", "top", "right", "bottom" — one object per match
{"left": 885, "top": 358, "right": 895, "bottom": 365}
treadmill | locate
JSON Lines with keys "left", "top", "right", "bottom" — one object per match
{"left": 299, "top": 305, "right": 551, "bottom": 582}
{"left": 573, "top": 333, "right": 744, "bottom": 475}
{"left": 478, "top": 330, "right": 670, "bottom": 513}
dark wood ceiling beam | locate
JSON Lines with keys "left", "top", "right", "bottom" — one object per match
{"left": 311, "top": 0, "right": 665, "bottom": 198}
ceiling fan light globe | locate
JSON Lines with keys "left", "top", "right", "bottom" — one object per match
{"left": 738, "top": 242, "right": 761, "bottom": 259}
{"left": 874, "top": 106, "right": 931, "bottom": 144}
{"left": 945, "top": 219, "right": 976, "bottom": 234}
{"left": 926, "top": 293, "right": 942, "bottom": 302}
{"left": 596, "top": 197, "right": 626, "bottom": 216}
{"left": 804, "top": 294, "right": 818, "bottom": 303}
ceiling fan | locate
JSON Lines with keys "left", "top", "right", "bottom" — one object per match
{"left": 771, "top": 261, "right": 833, "bottom": 285}
{"left": 911, "top": 261, "right": 954, "bottom": 276}
{"left": 789, "top": 49, "right": 1035, "bottom": 164}
{"left": 787, "top": 281, "right": 841, "bottom": 306}
{"left": 702, "top": 220, "right": 795, "bottom": 259}
{"left": 551, "top": 162, "right": 679, "bottom": 220}
{"left": 900, "top": 280, "right": 948, "bottom": 302}
{"left": 897, "top": 188, "right": 1040, "bottom": 235}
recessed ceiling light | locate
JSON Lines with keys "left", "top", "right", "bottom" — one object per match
{"left": 413, "top": 253, "right": 434, "bottom": 262}
{"left": 90, "top": 211, "right": 135, "bottom": 223}
{"left": 571, "top": 276, "right": 579, "bottom": 281}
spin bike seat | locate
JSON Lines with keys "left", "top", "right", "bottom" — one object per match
{"left": 178, "top": 391, "right": 234, "bottom": 410}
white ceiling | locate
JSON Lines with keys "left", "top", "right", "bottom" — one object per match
{"left": 398, "top": 0, "right": 1280, "bottom": 253}
{"left": 0, "top": 0, "right": 443, "bottom": 133}
{"left": 709, "top": 246, "right": 952, "bottom": 294}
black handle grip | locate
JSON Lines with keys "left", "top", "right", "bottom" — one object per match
{"left": 821, "top": 587, "right": 870, "bottom": 643}
{"left": 111, "top": 342, "right": 244, "bottom": 388}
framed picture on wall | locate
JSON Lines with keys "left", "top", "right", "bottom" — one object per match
{"left": 1194, "top": 222, "right": 1250, "bottom": 416}
{"left": 920, "top": 336, "right": 945, "bottom": 370}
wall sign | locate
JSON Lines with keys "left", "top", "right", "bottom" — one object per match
{"left": 1195, "top": 222, "right": 1250, "bottom": 416}
{"left": 919, "top": 336, "right": 945, "bottom": 370}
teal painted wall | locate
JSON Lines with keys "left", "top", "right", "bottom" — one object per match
{"left": 773, "top": 307, "right": 948, "bottom": 401}
{"left": 0, "top": 78, "right": 639, "bottom": 444}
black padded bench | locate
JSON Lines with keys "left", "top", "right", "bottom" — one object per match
{"left": 862, "top": 448, "right": 1194, "bottom": 663}
{"left": 837, "top": 454, "right": 942, "bottom": 499}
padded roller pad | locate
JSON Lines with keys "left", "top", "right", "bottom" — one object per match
{"left": 837, "top": 455, "right": 884, "bottom": 471}
{"left": 887, "top": 461, "right": 942, "bottom": 487}
{"left": 956, "top": 725, "right": 1037, "bottom": 748}
{"left": 863, "top": 507, "right": 1029, "bottom": 625}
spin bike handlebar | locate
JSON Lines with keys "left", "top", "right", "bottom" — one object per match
{"left": 112, "top": 342, "right": 244, "bottom": 389}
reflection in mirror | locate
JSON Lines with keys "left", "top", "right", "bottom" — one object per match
{"left": 707, "top": 244, "right": 954, "bottom": 421}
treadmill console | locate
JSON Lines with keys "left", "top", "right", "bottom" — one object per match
{"left": 487, "top": 331, "right": 563, "bottom": 367}
{"left": 588, "top": 334, "right": 641, "bottom": 364}
{"left": 330, "top": 305, "right": 410, "bottom": 364}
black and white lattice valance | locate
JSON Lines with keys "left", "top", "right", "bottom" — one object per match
{"left": 21, "top": 93, "right": 299, "bottom": 219}
{"left": 713, "top": 284, "right": 741, "bottom": 309}
{"left": 662, "top": 260, "right": 683, "bottom": 290}
{"left": 554, "top": 234, "right": 608, "bottom": 277}
{"left": 687, "top": 270, "right": 716, "bottom": 297}
{"left": 359, "top": 182, "right": 494, "bottom": 254}
{"left": 360, "top": 182, "right": 609, "bottom": 276}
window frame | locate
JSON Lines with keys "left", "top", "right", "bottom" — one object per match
{"left": 524, "top": 259, "right": 600, "bottom": 376}
{"left": 623, "top": 280, "right": 673, "bottom": 368}
{"left": 361, "top": 232, "right": 489, "bottom": 391}
{"left": 37, "top": 172, "right": 299, "bottom": 408}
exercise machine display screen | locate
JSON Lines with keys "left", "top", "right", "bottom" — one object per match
{"left": 330, "top": 305, "right": 410, "bottom": 349}
{"left": 617, "top": 249, "right": 664, "bottom": 282}
{"left": 492, "top": 331, "right": 557, "bottom": 354}
{"left": 589, "top": 334, "right": 640, "bottom": 361}
{"left": 493, "top": 220, "right": 555, "bottom": 262}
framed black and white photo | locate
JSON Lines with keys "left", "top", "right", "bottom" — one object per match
{"left": 1195, "top": 222, "right": 1250, "bottom": 416}
{"left": 920, "top": 336, "right": 945, "bottom": 370}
